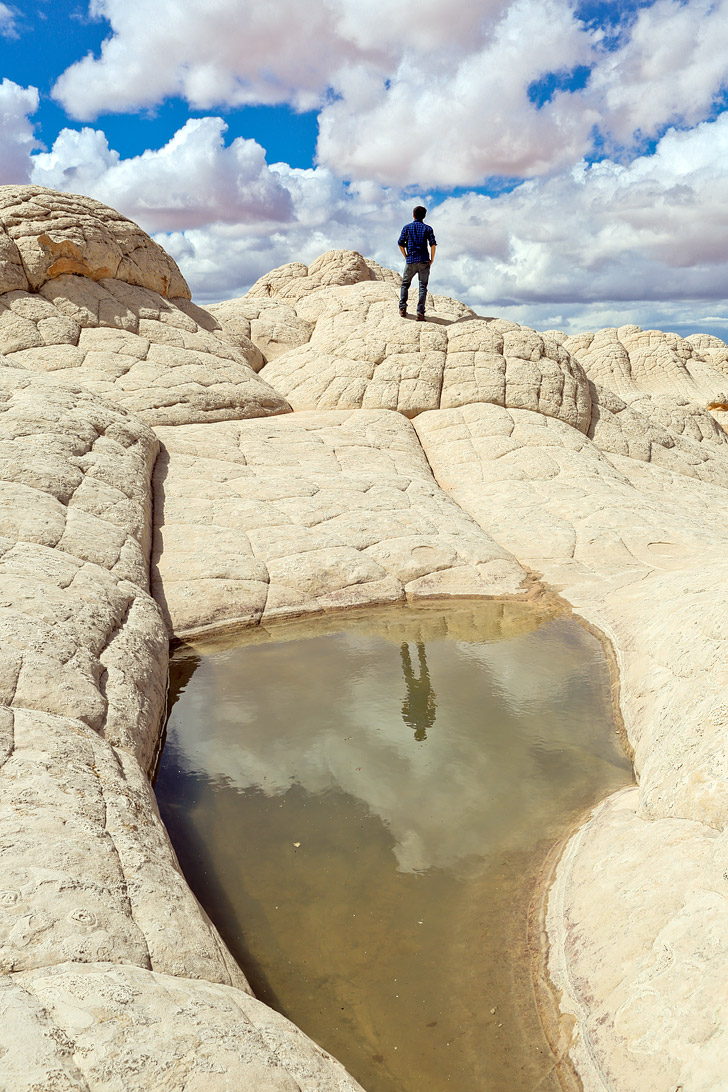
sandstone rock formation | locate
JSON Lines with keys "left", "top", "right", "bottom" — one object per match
{"left": 152, "top": 409, "right": 528, "bottom": 637}
{"left": 412, "top": 401, "right": 728, "bottom": 1090}
{"left": 0, "top": 186, "right": 291, "bottom": 427}
{"left": 0, "top": 273, "right": 290, "bottom": 426}
{"left": 0, "top": 187, "right": 366, "bottom": 1092}
{"left": 247, "top": 248, "right": 475, "bottom": 321}
{"left": 158, "top": 255, "right": 728, "bottom": 1092}
{"left": 0, "top": 186, "right": 188, "bottom": 297}
{"left": 547, "top": 787, "right": 728, "bottom": 1092}
{"left": 552, "top": 323, "right": 728, "bottom": 402}
{"left": 258, "top": 283, "right": 591, "bottom": 425}
{"left": 3, "top": 183, "right": 728, "bottom": 1092}
{"left": 207, "top": 295, "right": 312, "bottom": 366}
{"left": 247, "top": 248, "right": 401, "bottom": 299}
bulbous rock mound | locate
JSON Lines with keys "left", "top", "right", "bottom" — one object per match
{"left": 246, "top": 248, "right": 475, "bottom": 321}
{"left": 255, "top": 278, "right": 592, "bottom": 428}
{"left": 0, "top": 202, "right": 364, "bottom": 1092}
{"left": 555, "top": 323, "right": 728, "bottom": 406}
{"left": 0, "top": 186, "right": 290, "bottom": 426}
{"left": 206, "top": 295, "right": 313, "bottom": 368}
{"left": 247, "top": 249, "right": 401, "bottom": 300}
{"left": 0, "top": 185, "right": 189, "bottom": 298}
{"left": 4, "top": 191, "right": 728, "bottom": 1092}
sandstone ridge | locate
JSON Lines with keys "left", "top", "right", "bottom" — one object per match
{"left": 0, "top": 186, "right": 189, "bottom": 298}
{"left": 1, "top": 185, "right": 727, "bottom": 1092}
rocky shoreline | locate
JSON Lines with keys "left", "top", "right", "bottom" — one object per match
{"left": 1, "top": 183, "right": 726, "bottom": 1090}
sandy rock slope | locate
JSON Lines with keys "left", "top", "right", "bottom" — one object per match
{"left": 3, "top": 185, "right": 728, "bottom": 1092}
{"left": 161, "top": 250, "right": 728, "bottom": 1092}
{"left": 153, "top": 409, "right": 528, "bottom": 637}
{"left": 0, "top": 187, "right": 366, "bottom": 1092}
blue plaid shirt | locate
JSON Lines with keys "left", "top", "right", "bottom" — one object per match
{"left": 398, "top": 220, "right": 436, "bottom": 264}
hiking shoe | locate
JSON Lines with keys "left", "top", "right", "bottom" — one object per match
{"left": 399, "top": 307, "right": 407, "bottom": 317}
{"left": 416, "top": 313, "right": 425, "bottom": 322}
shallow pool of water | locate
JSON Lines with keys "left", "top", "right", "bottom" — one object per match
{"left": 155, "top": 601, "right": 632, "bottom": 1092}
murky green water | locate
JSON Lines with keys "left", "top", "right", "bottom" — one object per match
{"left": 155, "top": 601, "right": 632, "bottom": 1092}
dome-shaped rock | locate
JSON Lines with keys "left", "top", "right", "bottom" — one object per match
{"left": 259, "top": 280, "right": 592, "bottom": 429}
{"left": 247, "top": 249, "right": 391, "bottom": 300}
{"left": 206, "top": 296, "right": 312, "bottom": 367}
{"left": 0, "top": 273, "right": 291, "bottom": 426}
{"left": 0, "top": 187, "right": 291, "bottom": 426}
{"left": 0, "top": 185, "right": 189, "bottom": 298}
{"left": 563, "top": 324, "right": 728, "bottom": 405}
{"left": 246, "top": 248, "right": 475, "bottom": 322}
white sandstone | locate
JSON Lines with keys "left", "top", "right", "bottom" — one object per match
{"left": 0, "top": 273, "right": 291, "bottom": 425}
{"left": 153, "top": 409, "right": 529, "bottom": 637}
{"left": 0, "top": 193, "right": 365, "bottom": 1092}
{"left": 0, "top": 185, "right": 188, "bottom": 297}
{"left": 2, "top": 190, "right": 728, "bottom": 1092}
{"left": 259, "top": 281, "right": 592, "bottom": 426}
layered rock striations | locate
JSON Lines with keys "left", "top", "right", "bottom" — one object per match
{"left": 2, "top": 183, "right": 728, "bottom": 1091}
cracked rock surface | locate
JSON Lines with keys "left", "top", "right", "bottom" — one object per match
{"left": 152, "top": 409, "right": 529, "bottom": 637}
{"left": 0, "top": 192, "right": 365, "bottom": 1092}
{"left": 547, "top": 788, "right": 728, "bottom": 1092}
{"left": 3, "top": 187, "right": 728, "bottom": 1092}
{"left": 413, "top": 400, "right": 728, "bottom": 1090}
{"left": 0, "top": 272, "right": 290, "bottom": 425}
{"left": 0, "top": 185, "right": 189, "bottom": 297}
{"left": 258, "top": 280, "right": 592, "bottom": 425}
{"left": 2, "top": 962, "right": 362, "bottom": 1092}
{"left": 556, "top": 323, "right": 728, "bottom": 404}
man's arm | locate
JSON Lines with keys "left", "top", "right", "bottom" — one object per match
{"left": 427, "top": 225, "right": 437, "bottom": 263}
{"left": 399, "top": 244, "right": 407, "bottom": 258}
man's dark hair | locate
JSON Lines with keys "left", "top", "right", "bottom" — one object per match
{"left": 413, "top": 206, "right": 427, "bottom": 221}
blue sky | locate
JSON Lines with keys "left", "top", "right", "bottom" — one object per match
{"left": 1, "top": 0, "right": 728, "bottom": 337}
{"left": 0, "top": 1, "right": 321, "bottom": 164}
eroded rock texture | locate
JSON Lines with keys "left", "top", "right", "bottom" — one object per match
{"left": 3, "top": 188, "right": 728, "bottom": 1092}
{"left": 558, "top": 324, "right": 728, "bottom": 403}
{"left": 0, "top": 373, "right": 165, "bottom": 762}
{"left": 258, "top": 281, "right": 591, "bottom": 425}
{"left": 412, "top": 400, "right": 728, "bottom": 1091}
{"left": 153, "top": 410, "right": 528, "bottom": 637}
{"left": 0, "top": 185, "right": 188, "bottom": 297}
{"left": 206, "top": 295, "right": 312, "bottom": 367}
{"left": 0, "top": 192, "right": 365, "bottom": 1092}
{"left": 2, "top": 962, "right": 364, "bottom": 1092}
{"left": 547, "top": 788, "right": 728, "bottom": 1092}
{"left": 0, "top": 273, "right": 290, "bottom": 425}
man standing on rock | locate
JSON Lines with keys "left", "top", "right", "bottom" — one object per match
{"left": 398, "top": 206, "right": 436, "bottom": 321}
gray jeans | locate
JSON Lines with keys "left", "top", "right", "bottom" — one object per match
{"left": 400, "top": 261, "right": 430, "bottom": 314}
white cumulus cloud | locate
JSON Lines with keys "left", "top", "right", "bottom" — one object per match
{"left": 148, "top": 113, "right": 728, "bottom": 337}
{"left": 50, "top": 0, "right": 728, "bottom": 190}
{"left": 53, "top": 0, "right": 367, "bottom": 117}
{"left": 0, "top": 72, "right": 712, "bottom": 338}
{"left": 428, "top": 112, "right": 728, "bottom": 330}
{"left": 0, "top": 79, "right": 39, "bottom": 184}
{"left": 31, "top": 117, "right": 294, "bottom": 231}
{"left": 317, "top": 0, "right": 597, "bottom": 186}
{"left": 589, "top": 0, "right": 728, "bottom": 147}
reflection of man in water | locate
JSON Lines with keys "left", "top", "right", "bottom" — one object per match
{"left": 400, "top": 642, "right": 437, "bottom": 741}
